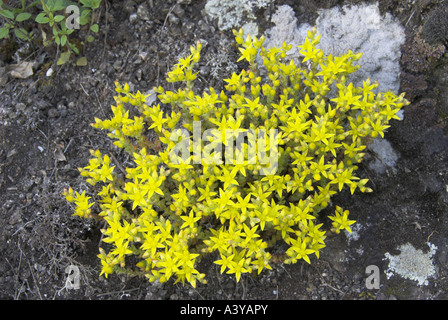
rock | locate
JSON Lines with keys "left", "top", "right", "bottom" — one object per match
{"left": 23, "top": 179, "right": 34, "bottom": 192}
{"left": 48, "top": 108, "right": 59, "bottom": 118}
{"left": 421, "top": 128, "right": 448, "bottom": 156}
{"left": 138, "top": 51, "right": 149, "bottom": 61}
{"left": 113, "top": 60, "right": 122, "bottom": 71}
{"left": 6, "top": 149, "right": 17, "bottom": 158}
{"left": 129, "top": 13, "right": 138, "bottom": 24}
{"left": 15, "top": 103, "right": 26, "bottom": 113}
{"left": 137, "top": 3, "right": 150, "bottom": 21}
{"left": 204, "top": 0, "right": 271, "bottom": 31}
{"left": 401, "top": 29, "right": 445, "bottom": 74}
{"left": 400, "top": 72, "right": 427, "bottom": 101}
{"left": 124, "top": 0, "right": 136, "bottom": 13}
{"left": 9, "top": 210, "right": 22, "bottom": 225}
{"left": 264, "top": 3, "right": 405, "bottom": 93}
{"left": 420, "top": 173, "right": 444, "bottom": 194}
{"left": 422, "top": 4, "right": 448, "bottom": 46}
{"left": 384, "top": 243, "right": 437, "bottom": 286}
{"left": 46, "top": 67, "right": 54, "bottom": 77}
{"left": 172, "top": 4, "right": 185, "bottom": 18}
{"left": 135, "top": 69, "right": 142, "bottom": 81}
{"left": 367, "top": 138, "right": 399, "bottom": 174}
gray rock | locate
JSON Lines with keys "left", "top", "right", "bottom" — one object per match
{"left": 137, "top": 4, "right": 150, "bottom": 21}
{"left": 9, "top": 210, "right": 22, "bottom": 225}
{"left": 367, "top": 138, "right": 399, "bottom": 174}
{"left": 48, "top": 108, "right": 59, "bottom": 118}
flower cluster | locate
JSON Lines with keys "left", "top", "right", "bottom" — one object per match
{"left": 63, "top": 27, "right": 408, "bottom": 287}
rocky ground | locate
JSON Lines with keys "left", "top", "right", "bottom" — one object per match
{"left": 1, "top": 0, "right": 448, "bottom": 301}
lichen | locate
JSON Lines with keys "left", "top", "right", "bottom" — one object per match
{"left": 384, "top": 243, "right": 437, "bottom": 286}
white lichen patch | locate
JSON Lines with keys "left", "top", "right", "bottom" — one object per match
{"left": 345, "top": 222, "right": 362, "bottom": 244}
{"left": 204, "top": 0, "right": 271, "bottom": 32}
{"left": 264, "top": 2, "right": 405, "bottom": 93}
{"left": 384, "top": 243, "right": 437, "bottom": 286}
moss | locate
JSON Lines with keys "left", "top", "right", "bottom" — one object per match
{"left": 0, "top": 38, "right": 18, "bottom": 63}
{"left": 422, "top": 2, "right": 448, "bottom": 46}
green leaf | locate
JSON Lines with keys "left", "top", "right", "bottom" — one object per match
{"left": 80, "top": 8, "right": 91, "bottom": 17}
{"left": 0, "top": 27, "right": 9, "bottom": 39}
{"left": 16, "top": 12, "right": 32, "bottom": 22}
{"left": 44, "top": 0, "right": 75, "bottom": 11}
{"left": 57, "top": 50, "right": 71, "bottom": 65}
{"left": 35, "top": 12, "right": 50, "bottom": 24}
{"left": 87, "top": 35, "right": 94, "bottom": 42}
{"left": 14, "top": 28, "right": 29, "bottom": 41}
{"left": 90, "top": 23, "right": 98, "bottom": 33}
{"left": 61, "top": 34, "right": 67, "bottom": 46}
{"left": 76, "top": 56, "right": 88, "bottom": 66}
{"left": 26, "top": 1, "right": 41, "bottom": 10}
{"left": 68, "top": 42, "right": 79, "bottom": 54}
{"left": 79, "top": 15, "right": 89, "bottom": 26}
{"left": 91, "top": 0, "right": 102, "bottom": 9}
{"left": 78, "top": 8, "right": 91, "bottom": 25}
{"left": 0, "top": 9, "right": 14, "bottom": 20}
{"left": 54, "top": 15, "right": 65, "bottom": 23}
{"left": 80, "top": 0, "right": 99, "bottom": 8}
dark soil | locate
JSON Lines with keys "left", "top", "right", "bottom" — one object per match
{"left": 1, "top": 0, "right": 448, "bottom": 301}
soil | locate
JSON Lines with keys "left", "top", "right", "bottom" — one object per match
{"left": 1, "top": 0, "right": 448, "bottom": 301}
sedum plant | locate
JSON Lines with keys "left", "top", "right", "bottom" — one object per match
{"left": 63, "top": 28, "right": 408, "bottom": 287}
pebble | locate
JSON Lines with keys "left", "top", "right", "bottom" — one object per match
{"left": 138, "top": 51, "right": 149, "bottom": 61}
{"left": 15, "top": 102, "right": 26, "bottom": 113}
{"left": 6, "top": 149, "right": 17, "bottom": 158}
{"left": 23, "top": 179, "right": 34, "bottom": 192}
{"left": 137, "top": 4, "right": 150, "bottom": 21}
{"left": 9, "top": 210, "right": 22, "bottom": 225}
{"left": 135, "top": 69, "right": 142, "bottom": 81}
{"left": 172, "top": 4, "right": 185, "bottom": 18}
{"left": 48, "top": 108, "right": 59, "bottom": 118}
{"left": 46, "top": 67, "right": 54, "bottom": 77}
{"left": 113, "top": 60, "right": 122, "bottom": 71}
{"left": 129, "top": 13, "right": 138, "bottom": 24}
{"left": 123, "top": 0, "right": 136, "bottom": 13}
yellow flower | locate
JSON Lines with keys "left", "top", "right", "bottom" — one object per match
{"left": 180, "top": 210, "right": 201, "bottom": 230}
{"left": 227, "top": 257, "right": 250, "bottom": 282}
